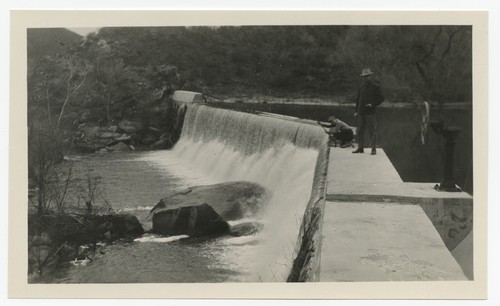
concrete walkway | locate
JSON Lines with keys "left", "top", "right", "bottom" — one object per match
{"left": 319, "top": 147, "right": 471, "bottom": 281}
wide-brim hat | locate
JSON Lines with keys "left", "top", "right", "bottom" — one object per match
{"left": 360, "top": 68, "right": 374, "bottom": 77}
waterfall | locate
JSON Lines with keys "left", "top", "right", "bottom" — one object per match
{"left": 169, "top": 104, "right": 328, "bottom": 281}
{"left": 179, "top": 104, "right": 325, "bottom": 153}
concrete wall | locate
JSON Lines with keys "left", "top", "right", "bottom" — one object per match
{"left": 420, "top": 198, "right": 473, "bottom": 251}
{"left": 172, "top": 90, "right": 205, "bottom": 103}
{"left": 287, "top": 144, "right": 330, "bottom": 282}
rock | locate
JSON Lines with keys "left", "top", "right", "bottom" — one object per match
{"left": 150, "top": 181, "right": 270, "bottom": 221}
{"left": 108, "top": 142, "right": 130, "bottom": 151}
{"left": 73, "top": 143, "right": 97, "bottom": 154}
{"left": 97, "top": 214, "right": 145, "bottom": 239}
{"left": 118, "top": 120, "right": 142, "bottom": 134}
{"left": 149, "top": 126, "right": 161, "bottom": 133}
{"left": 30, "top": 232, "right": 53, "bottom": 246}
{"left": 103, "top": 231, "right": 113, "bottom": 240}
{"left": 108, "top": 125, "right": 118, "bottom": 133}
{"left": 103, "top": 134, "right": 132, "bottom": 148}
{"left": 150, "top": 138, "right": 166, "bottom": 149}
{"left": 97, "top": 148, "right": 109, "bottom": 154}
{"left": 115, "top": 214, "right": 144, "bottom": 236}
{"left": 229, "top": 222, "right": 263, "bottom": 237}
{"left": 79, "top": 111, "right": 91, "bottom": 123}
{"left": 28, "top": 214, "right": 87, "bottom": 245}
{"left": 114, "top": 134, "right": 131, "bottom": 142}
{"left": 28, "top": 213, "right": 144, "bottom": 245}
{"left": 142, "top": 133, "right": 159, "bottom": 145}
{"left": 97, "top": 131, "right": 121, "bottom": 139}
{"left": 152, "top": 203, "right": 229, "bottom": 237}
{"left": 83, "top": 125, "right": 100, "bottom": 138}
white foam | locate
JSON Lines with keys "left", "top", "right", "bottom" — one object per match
{"left": 135, "top": 150, "right": 215, "bottom": 187}
{"left": 222, "top": 235, "right": 259, "bottom": 246}
{"left": 134, "top": 234, "right": 189, "bottom": 243}
{"left": 70, "top": 258, "right": 91, "bottom": 267}
{"left": 170, "top": 138, "right": 317, "bottom": 281}
{"left": 121, "top": 206, "right": 154, "bottom": 212}
{"left": 227, "top": 218, "right": 261, "bottom": 227}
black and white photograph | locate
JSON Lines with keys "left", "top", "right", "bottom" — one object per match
{"left": 6, "top": 10, "right": 489, "bottom": 300}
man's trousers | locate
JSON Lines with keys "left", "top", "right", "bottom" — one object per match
{"left": 357, "top": 114, "right": 377, "bottom": 150}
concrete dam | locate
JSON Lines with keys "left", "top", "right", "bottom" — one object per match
{"left": 170, "top": 91, "right": 473, "bottom": 282}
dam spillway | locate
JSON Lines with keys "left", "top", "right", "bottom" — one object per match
{"left": 166, "top": 103, "right": 329, "bottom": 281}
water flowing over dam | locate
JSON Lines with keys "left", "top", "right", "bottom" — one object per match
{"left": 164, "top": 104, "right": 329, "bottom": 281}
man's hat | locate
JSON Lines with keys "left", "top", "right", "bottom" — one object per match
{"left": 360, "top": 68, "right": 374, "bottom": 77}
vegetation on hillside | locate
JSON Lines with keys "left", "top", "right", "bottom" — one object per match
{"left": 28, "top": 26, "right": 472, "bottom": 130}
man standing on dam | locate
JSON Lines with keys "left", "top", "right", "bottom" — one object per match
{"left": 352, "top": 68, "right": 385, "bottom": 155}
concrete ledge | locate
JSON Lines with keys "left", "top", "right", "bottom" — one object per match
{"left": 172, "top": 90, "right": 205, "bottom": 103}
{"left": 327, "top": 148, "right": 403, "bottom": 189}
{"left": 321, "top": 146, "right": 473, "bottom": 281}
{"left": 320, "top": 201, "right": 468, "bottom": 281}
{"left": 326, "top": 180, "right": 473, "bottom": 253}
{"left": 327, "top": 182, "right": 472, "bottom": 203}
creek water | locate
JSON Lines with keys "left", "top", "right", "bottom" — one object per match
{"left": 46, "top": 104, "right": 325, "bottom": 283}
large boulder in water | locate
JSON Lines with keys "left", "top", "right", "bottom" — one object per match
{"left": 150, "top": 181, "right": 271, "bottom": 221}
{"left": 152, "top": 203, "right": 229, "bottom": 237}
{"left": 98, "top": 214, "right": 145, "bottom": 239}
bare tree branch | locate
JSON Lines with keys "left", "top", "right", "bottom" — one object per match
{"left": 56, "top": 57, "right": 93, "bottom": 129}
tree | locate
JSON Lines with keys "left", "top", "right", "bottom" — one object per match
{"left": 28, "top": 124, "right": 64, "bottom": 216}
{"left": 28, "top": 52, "right": 93, "bottom": 131}
{"left": 337, "top": 26, "right": 472, "bottom": 103}
{"left": 55, "top": 55, "right": 93, "bottom": 128}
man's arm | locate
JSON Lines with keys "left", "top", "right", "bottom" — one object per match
{"left": 317, "top": 120, "right": 333, "bottom": 128}
{"left": 373, "top": 83, "right": 385, "bottom": 106}
{"left": 355, "top": 90, "right": 360, "bottom": 116}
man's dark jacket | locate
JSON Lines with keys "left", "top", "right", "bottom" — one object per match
{"left": 356, "top": 79, "right": 385, "bottom": 115}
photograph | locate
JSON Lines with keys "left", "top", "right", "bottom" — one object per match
{"left": 8, "top": 10, "right": 488, "bottom": 299}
